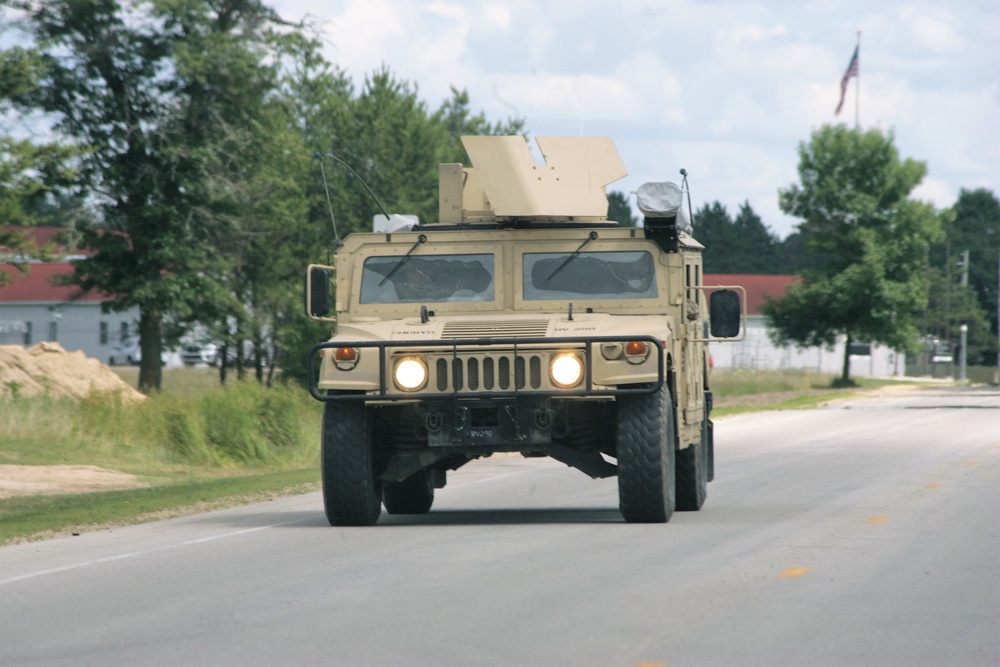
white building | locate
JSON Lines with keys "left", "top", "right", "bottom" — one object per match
{"left": 706, "top": 274, "right": 905, "bottom": 378}
{"left": 0, "top": 261, "right": 140, "bottom": 363}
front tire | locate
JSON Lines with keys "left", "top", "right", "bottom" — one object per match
{"left": 321, "top": 399, "right": 382, "bottom": 526}
{"left": 617, "top": 383, "right": 676, "bottom": 523}
{"left": 383, "top": 470, "right": 434, "bottom": 514}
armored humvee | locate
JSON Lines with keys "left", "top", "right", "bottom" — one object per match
{"left": 305, "top": 136, "right": 743, "bottom": 525}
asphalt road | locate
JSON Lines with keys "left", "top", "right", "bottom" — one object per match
{"left": 1, "top": 385, "right": 998, "bottom": 666}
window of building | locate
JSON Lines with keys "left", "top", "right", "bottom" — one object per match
{"left": 100, "top": 322, "right": 109, "bottom": 345}
{"left": 49, "top": 321, "right": 58, "bottom": 342}
{"left": 120, "top": 322, "right": 129, "bottom": 342}
{"left": 23, "top": 322, "right": 32, "bottom": 346}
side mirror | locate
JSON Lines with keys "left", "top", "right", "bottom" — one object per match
{"left": 709, "top": 289, "right": 741, "bottom": 338}
{"left": 306, "top": 265, "right": 333, "bottom": 319}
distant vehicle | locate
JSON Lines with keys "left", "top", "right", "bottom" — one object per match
{"left": 181, "top": 342, "right": 219, "bottom": 366}
{"left": 181, "top": 340, "right": 268, "bottom": 367}
{"left": 108, "top": 337, "right": 142, "bottom": 366}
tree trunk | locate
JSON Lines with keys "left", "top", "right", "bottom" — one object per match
{"left": 137, "top": 304, "right": 163, "bottom": 394}
{"left": 841, "top": 333, "right": 852, "bottom": 385}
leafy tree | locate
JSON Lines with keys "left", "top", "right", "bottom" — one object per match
{"left": 0, "top": 135, "right": 83, "bottom": 284}
{"left": 0, "top": 0, "right": 298, "bottom": 392}
{"left": 693, "top": 201, "right": 780, "bottom": 273}
{"left": 607, "top": 191, "right": 636, "bottom": 226}
{"left": 692, "top": 201, "right": 736, "bottom": 272}
{"left": 945, "top": 189, "right": 1000, "bottom": 365}
{"left": 731, "top": 201, "right": 781, "bottom": 272}
{"left": 763, "top": 125, "right": 943, "bottom": 385}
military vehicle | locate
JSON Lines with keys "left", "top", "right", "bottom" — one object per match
{"left": 305, "top": 136, "right": 743, "bottom": 525}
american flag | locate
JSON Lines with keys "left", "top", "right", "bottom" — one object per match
{"left": 835, "top": 45, "right": 859, "bottom": 115}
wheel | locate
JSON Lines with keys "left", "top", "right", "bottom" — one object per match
{"left": 675, "top": 409, "right": 709, "bottom": 511}
{"left": 321, "top": 399, "right": 382, "bottom": 526}
{"left": 617, "top": 382, "right": 676, "bottom": 523}
{"left": 383, "top": 469, "right": 434, "bottom": 514}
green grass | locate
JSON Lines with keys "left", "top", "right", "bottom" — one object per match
{"left": 1, "top": 378, "right": 322, "bottom": 544}
{"left": 0, "top": 470, "right": 319, "bottom": 544}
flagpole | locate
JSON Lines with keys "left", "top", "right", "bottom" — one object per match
{"left": 855, "top": 30, "right": 861, "bottom": 129}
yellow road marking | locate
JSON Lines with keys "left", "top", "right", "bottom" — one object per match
{"left": 966, "top": 460, "right": 980, "bottom": 466}
{"left": 925, "top": 483, "right": 942, "bottom": 489}
{"left": 867, "top": 515, "right": 890, "bottom": 524}
{"left": 779, "top": 566, "right": 810, "bottom": 578}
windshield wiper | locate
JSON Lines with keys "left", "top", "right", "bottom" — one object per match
{"left": 379, "top": 234, "right": 427, "bottom": 286}
{"left": 545, "top": 231, "right": 598, "bottom": 283}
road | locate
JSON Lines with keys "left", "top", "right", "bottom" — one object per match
{"left": 1, "top": 385, "right": 997, "bottom": 666}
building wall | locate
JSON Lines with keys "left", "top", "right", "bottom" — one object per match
{"left": 0, "top": 301, "right": 138, "bottom": 362}
{"left": 709, "top": 315, "right": 905, "bottom": 377}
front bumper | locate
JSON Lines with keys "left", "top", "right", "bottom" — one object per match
{"left": 307, "top": 335, "right": 665, "bottom": 402}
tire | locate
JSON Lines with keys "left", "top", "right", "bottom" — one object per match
{"left": 383, "top": 469, "right": 434, "bottom": 514}
{"left": 321, "top": 399, "right": 382, "bottom": 526}
{"left": 676, "top": 410, "right": 709, "bottom": 511}
{"left": 617, "top": 382, "right": 676, "bottom": 523}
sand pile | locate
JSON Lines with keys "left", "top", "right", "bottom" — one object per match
{"left": 0, "top": 342, "right": 144, "bottom": 401}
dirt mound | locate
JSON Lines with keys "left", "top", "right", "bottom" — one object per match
{"left": 0, "top": 342, "right": 144, "bottom": 401}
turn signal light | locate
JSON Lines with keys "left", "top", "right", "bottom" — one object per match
{"left": 624, "top": 340, "right": 649, "bottom": 364}
{"left": 333, "top": 347, "right": 359, "bottom": 370}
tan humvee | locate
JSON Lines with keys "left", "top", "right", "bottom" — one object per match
{"left": 306, "top": 136, "right": 743, "bottom": 525}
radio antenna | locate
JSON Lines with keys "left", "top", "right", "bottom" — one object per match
{"left": 315, "top": 151, "right": 391, "bottom": 220}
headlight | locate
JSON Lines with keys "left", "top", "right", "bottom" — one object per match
{"left": 394, "top": 357, "right": 428, "bottom": 391}
{"left": 550, "top": 352, "right": 584, "bottom": 388}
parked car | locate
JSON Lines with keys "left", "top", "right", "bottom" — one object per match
{"left": 181, "top": 340, "right": 269, "bottom": 367}
{"left": 181, "top": 342, "right": 219, "bottom": 366}
{"left": 108, "top": 337, "right": 142, "bottom": 366}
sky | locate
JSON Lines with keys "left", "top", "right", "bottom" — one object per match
{"left": 272, "top": 0, "right": 999, "bottom": 239}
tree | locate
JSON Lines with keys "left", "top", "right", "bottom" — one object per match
{"left": 607, "top": 191, "right": 636, "bottom": 226}
{"left": 731, "top": 201, "right": 781, "bottom": 273}
{"left": 945, "top": 189, "right": 1000, "bottom": 365}
{"left": 693, "top": 201, "right": 781, "bottom": 274}
{"left": 692, "top": 201, "right": 736, "bottom": 272}
{"left": 763, "top": 125, "right": 943, "bottom": 385}
{"left": 0, "top": 0, "right": 298, "bottom": 392}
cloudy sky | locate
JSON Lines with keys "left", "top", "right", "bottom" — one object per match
{"left": 275, "top": 1, "right": 998, "bottom": 237}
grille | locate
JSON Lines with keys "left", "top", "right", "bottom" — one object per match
{"left": 441, "top": 320, "right": 550, "bottom": 339}
{"left": 431, "top": 351, "right": 550, "bottom": 393}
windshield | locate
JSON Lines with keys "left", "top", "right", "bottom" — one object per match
{"left": 360, "top": 254, "right": 495, "bottom": 304}
{"left": 523, "top": 250, "right": 657, "bottom": 300}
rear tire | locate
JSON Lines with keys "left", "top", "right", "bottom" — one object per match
{"left": 675, "top": 413, "right": 708, "bottom": 511}
{"left": 617, "top": 383, "right": 676, "bottom": 523}
{"left": 321, "top": 399, "right": 382, "bottom": 526}
{"left": 383, "top": 470, "right": 434, "bottom": 514}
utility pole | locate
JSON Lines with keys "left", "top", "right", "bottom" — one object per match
{"left": 960, "top": 250, "right": 969, "bottom": 382}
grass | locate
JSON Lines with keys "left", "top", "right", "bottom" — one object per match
{"left": 1, "top": 376, "right": 321, "bottom": 544}
{"left": 0, "top": 470, "right": 319, "bottom": 545}
{"left": 709, "top": 368, "right": 926, "bottom": 417}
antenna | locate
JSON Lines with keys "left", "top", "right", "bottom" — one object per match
{"left": 315, "top": 151, "right": 391, "bottom": 220}
{"left": 315, "top": 154, "right": 341, "bottom": 248}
